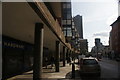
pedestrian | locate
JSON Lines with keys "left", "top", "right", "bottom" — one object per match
{"left": 45, "top": 57, "right": 48, "bottom": 69}
{"left": 50, "top": 56, "right": 55, "bottom": 68}
{"left": 67, "top": 57, "right": 71, "bottom": 65}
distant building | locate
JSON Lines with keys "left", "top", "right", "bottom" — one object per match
{"left": 71, "top": 17, "right": 88, "bottom": 54}
{"left": 73, "top": 15, "right": 83, "bottom": 39}
{"left": 102, "top": 45, "right": 111, "bottom": 58}
{"left": 109, "top": 31, "right": 112, "bottom": 50}
{"left": 91, "top": 38, "right": 104, "bottom": 57}
{"left": 71, "top": 18, "right": 80, "bottom": 53}
{"left": 72, "top": 15, "right": 88, "bottom": 54}
{"left": 95, "top": 38, "right": 101, "bottom": 47}
{"left": 79, "top": 39, "right": 88, "bottom": 54}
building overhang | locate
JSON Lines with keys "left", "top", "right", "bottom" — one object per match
{"left": 3, "top": 2, "right": 71, "bottom": 53}
{"left": 29, "top": 2, "right": 71, "bottom": 49}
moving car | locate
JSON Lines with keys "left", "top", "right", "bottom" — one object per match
{"left": 79, "top": 57, "right": 101, "bottom": 76}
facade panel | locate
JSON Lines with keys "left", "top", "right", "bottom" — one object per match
{"left": 62, "top": 2, "right": 72, "bottom": 42}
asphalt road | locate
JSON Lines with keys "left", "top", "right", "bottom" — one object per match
{"left": 66, "top": 58, "right": 120, "bottom": 79}
{"left": 100, "top": 58, "right": 119, "bottom": 78}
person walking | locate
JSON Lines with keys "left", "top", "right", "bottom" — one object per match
{"left": 67, "top": 57, "right": 71, "bottom": 65}
{"left": 50, "top": 56, "right": 55, "bottom": 68}
{"left": 45, "top": 57, "right": 48, "bottom": 69}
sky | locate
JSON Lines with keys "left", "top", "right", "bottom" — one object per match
{"left": 72, "top": 0, "right": 118, "bottom": 52}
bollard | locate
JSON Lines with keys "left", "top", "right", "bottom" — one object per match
{"left": 72, "top": 63, "right": 75, "bottom": 78}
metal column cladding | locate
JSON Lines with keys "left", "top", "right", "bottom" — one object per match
{"left": 33, "top": 23, "right": 44, "bottom": 79}
{"left": 55, "top": 41, "right": 60, "bottom": 72}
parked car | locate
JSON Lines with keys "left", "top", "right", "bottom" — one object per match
{"left": 79, "top": 57, "right": 101, "bottom": 76}
{"left": 116, "top": 57, "right": 120, "bottom": 61}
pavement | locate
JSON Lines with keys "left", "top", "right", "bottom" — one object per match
{"left": 7, "top": 61, "right": 78, "bottom": 80}
{"left": 7, "top": 58, "right": 120, "bottom": 80}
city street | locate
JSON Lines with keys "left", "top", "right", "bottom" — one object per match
{"left": 6, "top": 58, "right": 120, "bottom": 80}
{"left": 100, "top": 58, "right": 119, "bottom": 78}
{"left": 66, "top": 58, "right": 120, "bottom": 79}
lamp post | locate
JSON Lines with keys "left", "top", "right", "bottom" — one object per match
{"left": 95, "top": 42, "right": 98, "bottom": 60}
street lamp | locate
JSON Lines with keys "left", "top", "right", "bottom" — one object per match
{"left": 95, "top": 42, "right": 98, "bottom": 60}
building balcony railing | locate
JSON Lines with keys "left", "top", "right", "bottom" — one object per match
{"left": 35, "top": 1, "right": 71, "bottom": 49}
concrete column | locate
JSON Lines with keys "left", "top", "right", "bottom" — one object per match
{"left": 119, "top": 62, "right": 120, "bottom": 78}
{"left": 71, "top": 51, "right": 74, "bottom": 61}
{"left": 66, "top": 49, "right": 69, "bottom": 61}
{"left": 0, "top": 2, "right": 2, "bottom": 80}
{"left": 55, "top": 41, "right": 60, "bottom": 72}
{"left": 63, "top": 46, "right": 66, "bottom": 67}
{"left": 33, "top": 23, "right": 44, "bottom": 79}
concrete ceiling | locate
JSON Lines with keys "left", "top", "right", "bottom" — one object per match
{"left": 2, "top": 2, "right": 63, "bottom": 52}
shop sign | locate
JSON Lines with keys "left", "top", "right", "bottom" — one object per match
{"left": 3, "top": 41, "right": 24, "bottom": 49}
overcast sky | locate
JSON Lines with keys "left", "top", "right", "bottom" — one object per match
{"left": 72, "top": 0, "right": 118, "bottom": 51}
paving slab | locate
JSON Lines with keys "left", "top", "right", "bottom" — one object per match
{"left": 7, "top": 62, "right": 74, "bottom": 80}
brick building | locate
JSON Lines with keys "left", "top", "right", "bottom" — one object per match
{"left": 110, "top": 16, "right": 120, "bottom": 58}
